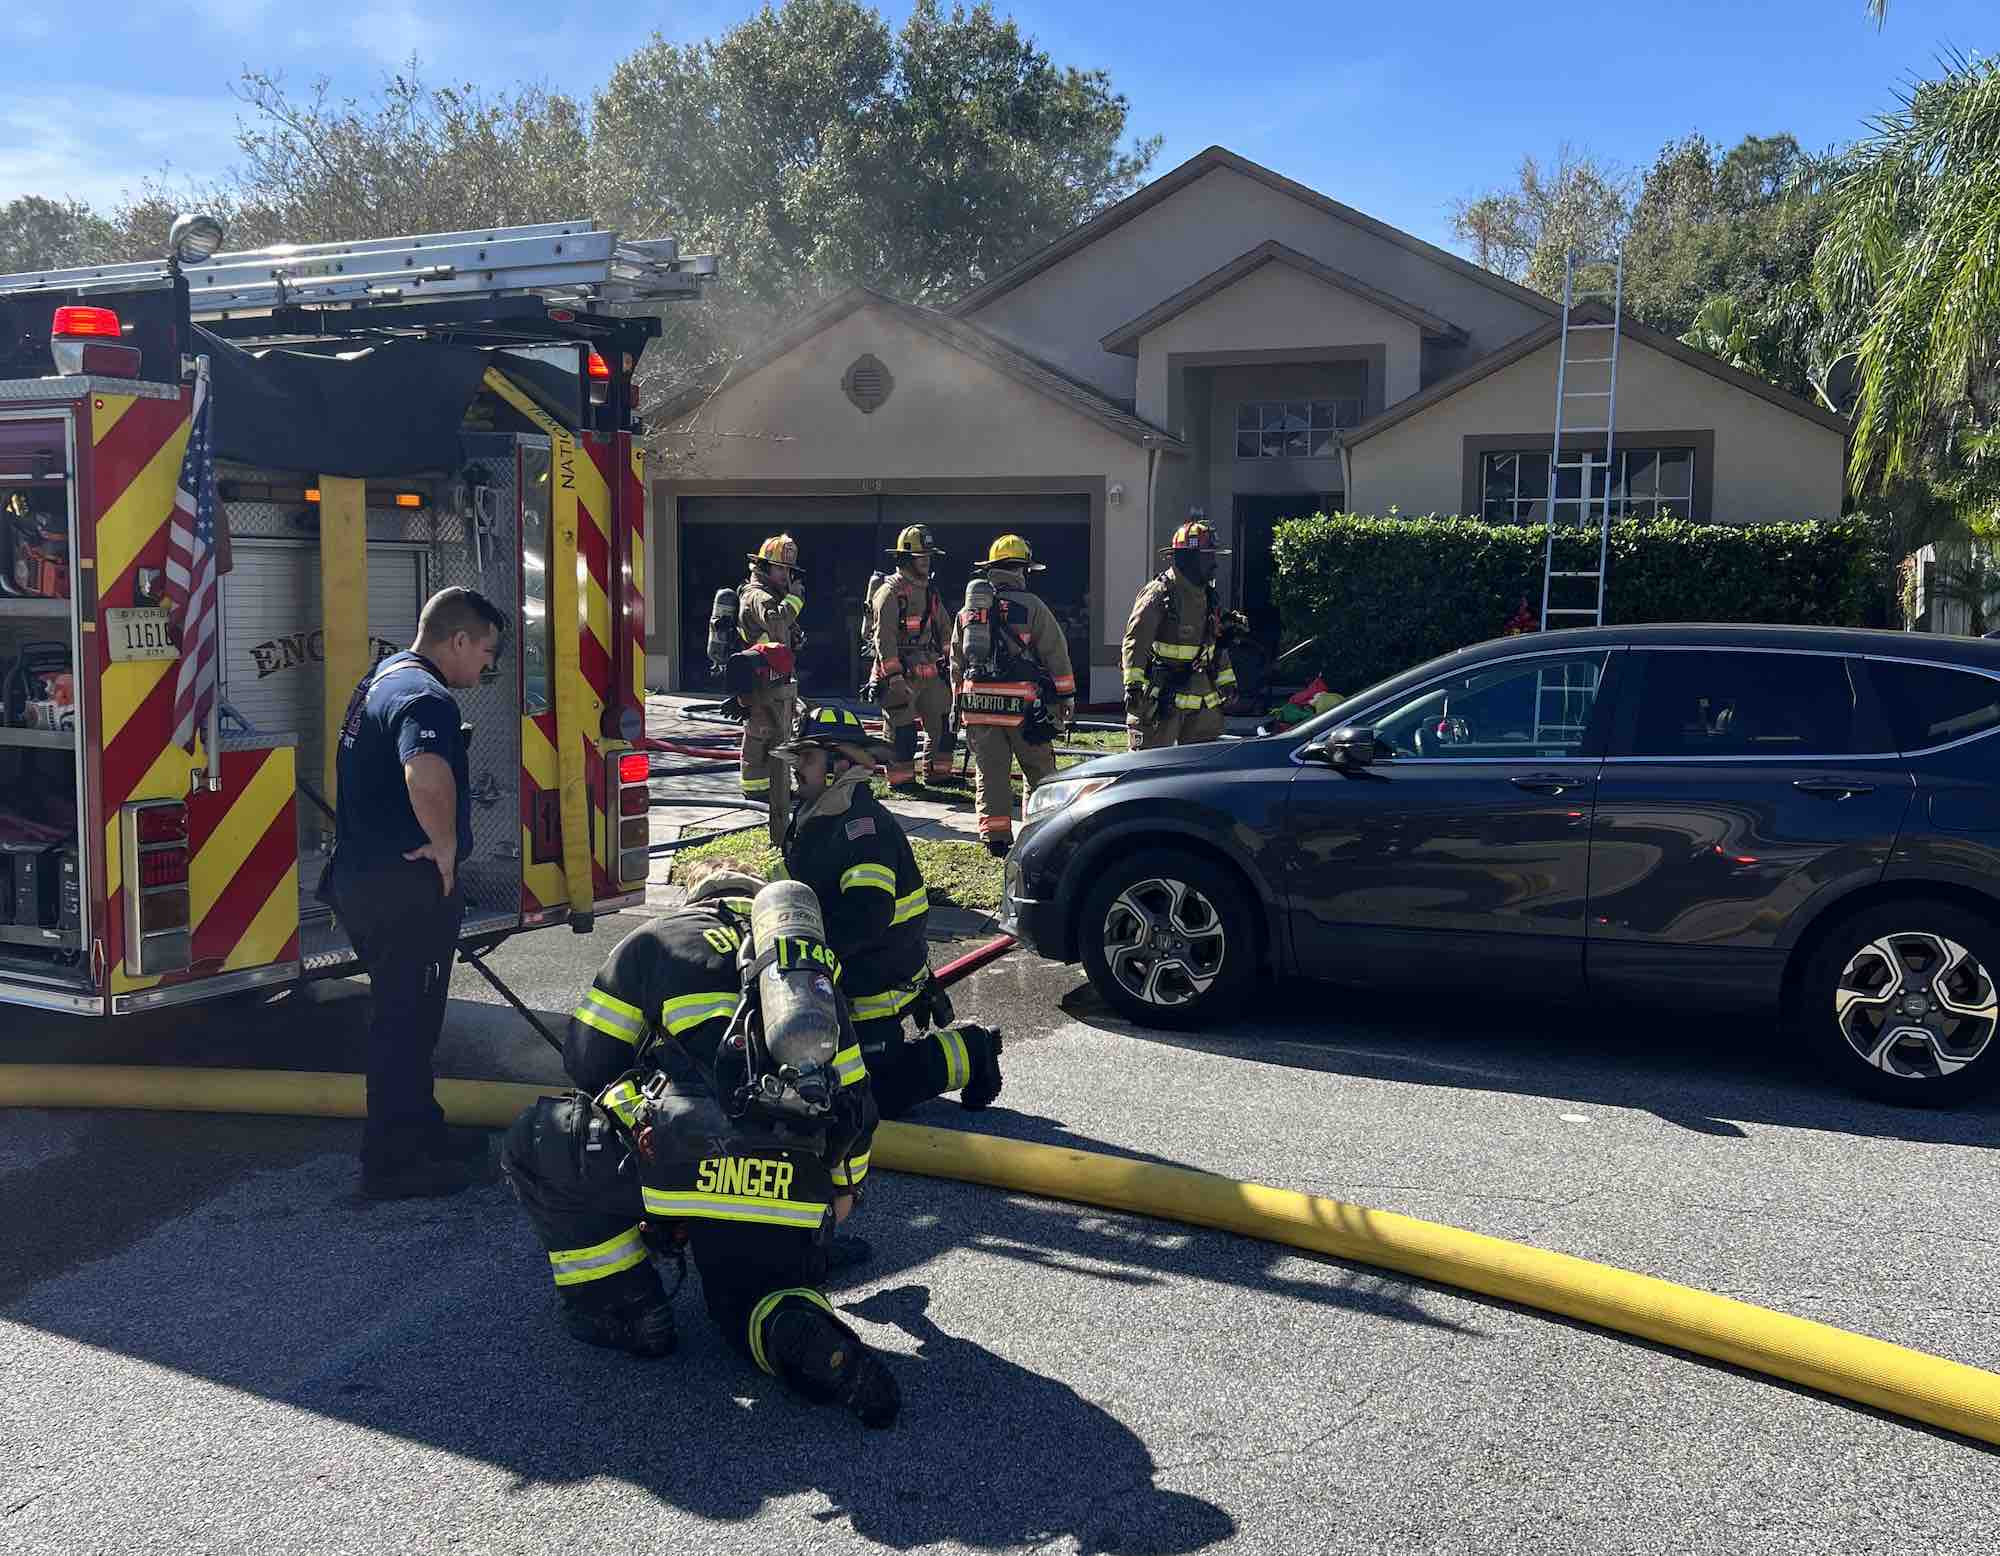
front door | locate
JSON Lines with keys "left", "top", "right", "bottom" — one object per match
{"left": 1284, "top": 648, "right": 1619, "bottom": 992}
{"left": 1586, "top": 648, "right": 1913, "bottom": 1007}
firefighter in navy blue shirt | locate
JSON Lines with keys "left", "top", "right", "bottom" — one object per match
{"left": 326, "top": 586, "right": 507, "bottom": 1199}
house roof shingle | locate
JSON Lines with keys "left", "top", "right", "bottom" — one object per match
{"left": 951, "top": 145, "right": 1562, "bottom": 322}
{"left": 1342, "top": 303, "right": 1851, "bottom": 446}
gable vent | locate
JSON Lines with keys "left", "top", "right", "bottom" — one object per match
{"left": 841, "top": 353, "right": 894, "bottom": 414}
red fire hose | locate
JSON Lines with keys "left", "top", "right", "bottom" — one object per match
{"left": 932, "top": 933, "right": 1018, "bottom": 987}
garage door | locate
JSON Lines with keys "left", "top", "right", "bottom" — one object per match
{"left": 679, "top": 493, "right": 1091, "bottom": 696}
{"left": 221, "top": 541, "right": 426, "bottom": 911}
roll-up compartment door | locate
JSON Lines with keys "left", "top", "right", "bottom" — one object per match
{"left": 220, "top": 540, "right": 424, "bottom": 915}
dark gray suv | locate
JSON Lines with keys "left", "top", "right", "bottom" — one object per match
{"left": 1002, "top": 625, "right": 2000, "bottom": 1106}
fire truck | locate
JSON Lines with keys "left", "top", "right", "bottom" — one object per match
{"left": 0, "top": 215, "right": 715, "bottom": 1016}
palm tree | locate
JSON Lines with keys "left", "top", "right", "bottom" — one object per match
{"left": 1815, "top": 51, "right": 2000, "bottom": 529}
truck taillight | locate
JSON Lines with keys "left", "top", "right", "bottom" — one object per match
{"left": 135, "top": 805, "right": 187, "bottom": 845}
{"left": 587, "top": 350, "right": 611, "bottom": 405}
{"left": 140, "top": 850, "right": 189, "bottom": 888}
{"left": 51, "top": 305, "right": 141, "bottom": 379}
{"left": 613, "top": 749, "right": 649, "bottom": 886}
{"left": 121, "top": 801, "right": 191, "bottom": 975}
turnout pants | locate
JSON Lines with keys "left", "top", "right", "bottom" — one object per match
{"left": 501, "top": 1095, "right": 865, "bottom": 1397}
{"left": 741, "top": 683, "right": 798, "bottom": 845}
{"left": 332, "top": 857, "right": 465, "bottom": 1170}
{"left": 855, "top": 1011, "right": 994, "bottom": 1118}
{"left": 878, "top": 669, "right": 953, "bottom": 785}
{"left": 1127, "top": 704, "right": 1225, "bottom": 751}
{"left": 966, "top": 724, "right": 1058, "bottom": 845}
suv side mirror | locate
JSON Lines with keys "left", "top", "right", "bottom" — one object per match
{"left": 1305, "top": 726, "right": 1380, "bottom": 768}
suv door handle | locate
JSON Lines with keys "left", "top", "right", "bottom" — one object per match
{"left": 1510, "top": 774, "right": 1576, "bottom": 795}
{"left": 1794, "top": 780, "right": 1875, "bottom": 799}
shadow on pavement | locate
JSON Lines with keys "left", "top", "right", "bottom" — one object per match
{"left": 1052, "top": 978, "right": 2000, "bottom": 1150}
{"left": 0, "top": 1124, "right": 1327, "bottom": 1548}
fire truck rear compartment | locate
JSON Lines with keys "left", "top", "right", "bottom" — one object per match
{"left": 0, "top": 420, "right": 86, "bottom": 992}
{"left": 214, "top": 452, "right": 530, "bottom": 972}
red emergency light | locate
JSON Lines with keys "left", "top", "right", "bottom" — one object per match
{"left": 586, "top": 351, "right": 611, "bottom": 380}
{"left": 50, "top": 305, "right": 140, "bottom": 378}
{"left": 52, "top": 306, "right": 123, "bottom": 338}
{"left": 586, "top": 350, "right": 611, "bottom": 407}
{"left": 618, "top": 752, "right": 650, "bottom": 784}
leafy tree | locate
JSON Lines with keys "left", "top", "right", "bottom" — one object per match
{"left": 1816, "top": 50, "right": 2000, "bottom": 527}
{"left": 1448, "top": 145, "right": 1631, "bottom": 294}
{"left": 0, "top": 197, "right": 117, "bottom": 273}
{"left": 594, "top": 0, "right": 1159, "bottom": 384}
{"left": 217, "top": 68, "right": 592, "bottom": 247}
{"left": 1617, "top": 132, "right": 1848, "bottom": 408}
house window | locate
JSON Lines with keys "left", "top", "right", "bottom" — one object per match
{"left": 1236, "top": 399, "right": 1361, "bottom": 459}
{"left": 1480, "top": 447, "right": 1695, "bottom": 523}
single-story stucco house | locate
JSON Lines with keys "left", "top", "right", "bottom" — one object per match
{"left": 645, "top": 145, "right": 1849, "bottom": 702}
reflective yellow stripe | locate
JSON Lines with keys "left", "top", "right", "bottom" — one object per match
{"left": 833, "top": 1043, "right": 867, "bottom": 1086}
{"left": 830, "top": 1151, "right": 871, "bottom": 1187}
{"left": 891, "top": 885, "right": 929, "bottom": 925}
{"left": 741, "top": 776, "right": 771, "bottom": 794}
{"left": 748, "top": 1286, "right": 836, "bottom": 1376}
{"left": 572, "top": 987, "right": 646, "bottom": 1045}
{"left": 661, "top": 991, "right": 741, "bottom": 1035}
{"left": 1123, "top": 667, "right": 1148, "bottom": 686}
{"left": 839, "top": 862, "right": 896, "bottom": 895}
{"left": 1214, "top": 668, "right": 1237, "bottom": 687}
{"left": 1150, "top": 641, "right": 1199, "bottom": 661}
{"left": 782, "top": 594, "right": 805, "bottom": 616}
{"left": 935, "top": 1027, "right": 970, "bottom": 1091}
{"left": 599, "top": 1079, "right": 646, "bottom": 1127}
{"left": 851, "top": 984, "right": 922, "bottom": 1022}
{"left": 548, "top": 1225, "right": 649, "bottom": 1286}
{"left": 641, "top": 1186, "right": 829, "bottom": 1230}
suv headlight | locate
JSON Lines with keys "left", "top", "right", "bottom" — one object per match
{"left": 1025, "top": 775, "right": 1116, "bottom": 822}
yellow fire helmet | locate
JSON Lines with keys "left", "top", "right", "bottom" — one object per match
{"left": 888, "top": 524, "right": 945, "bottom": 561}
{"left": 977, "top": 533, "right": 1045, "bottom": 572}
{"left": 771, "top": 703, "right": 898, "bottom": 766}
{"left": 747, "top": 533, "right": 802, "bottom": 570}
{"left": 1161, "top": 519, "right": 1232, "bottom": 558}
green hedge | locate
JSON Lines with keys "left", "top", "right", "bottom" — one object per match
{"left": 1269, "top": 513, "right": 1884, "bottom": 693}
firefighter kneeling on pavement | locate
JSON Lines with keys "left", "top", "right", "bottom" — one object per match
{"left": 776, "top": 705, "right": 1004, "bottom": 1116}
{"left": 948, "top": 535, "right": 1075, "bottom": 856}
{"left": 732, "top": 534, "right": 806, "bottom": 844}
{"left": 500, "top": 866, "right": 900, "bottom": 1427}
{"left": 867, "top": 525, "right": 954, "bottom": 788}
{"left": 1123, "top": 515, "right": 1247, "bottom": 750}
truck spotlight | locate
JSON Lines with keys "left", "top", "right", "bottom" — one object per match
{"left": 168, "top": 213, "right": 227, "bottom": 266}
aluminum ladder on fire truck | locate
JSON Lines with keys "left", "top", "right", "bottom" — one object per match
{"left": 0, "top": 220, "right": 718, "bottom": 321}
{"left": 1534, "top": 248, "right": 1624, "bottom": 748}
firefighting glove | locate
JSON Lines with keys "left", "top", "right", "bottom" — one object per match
{"left": 1123, "top": 684, "right": 1150, "bottom": 720}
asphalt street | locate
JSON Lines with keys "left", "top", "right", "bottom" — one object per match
{"left": 3, "top": 918, "right": 1997, "bottom": 1554}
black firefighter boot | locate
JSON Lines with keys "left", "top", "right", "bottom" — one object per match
{"left": 958, "top": 1025, "right": 1004, "bottom": 1111}
{"left": 562, "top": 1292, "right": 679, "bottom": 1359}
{"left": 766, "top": 1307, "right": 901, "bottom": 1428}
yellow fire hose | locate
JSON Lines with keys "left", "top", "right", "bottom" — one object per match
{"left": 4, "top": 1063, "right": 1996, "bottom": 1447}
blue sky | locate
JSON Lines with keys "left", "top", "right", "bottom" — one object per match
{"left": 3, "top": 0, "right": 1993, "bottom": 256}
